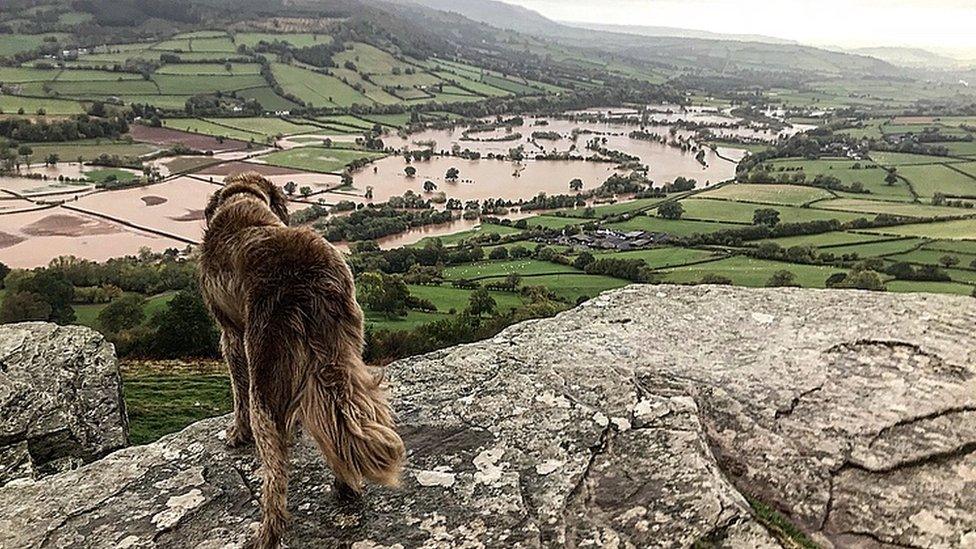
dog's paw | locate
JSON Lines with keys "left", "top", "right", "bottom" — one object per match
{"left": 332, "top": 479, "right": 362, "bottom": 503}
{"left": 225, "top": 427, "right": 254, "bottom": 448}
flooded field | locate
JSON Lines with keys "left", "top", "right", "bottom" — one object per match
{"left": 349, "top": 156, "right": 625, "bottom": 202}
{"left": 0, "top": 207, "right": 184, "bottom": 268}
{"left": 0, "top": 106, "right": 773, "bottom": 267}
{"left": 72, "top": 177, "right": 217, "bottom": 241}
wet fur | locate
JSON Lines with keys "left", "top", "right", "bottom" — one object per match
{"left": 199, "top": 173, "right": 405, "bottom": 549}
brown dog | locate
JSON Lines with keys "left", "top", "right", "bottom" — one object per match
{"left": 199, "top": 173, "right": 405, "bottom": 548}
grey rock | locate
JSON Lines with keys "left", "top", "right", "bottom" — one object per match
{"left": 0, "top": 322, "right": 128, "bottom": 486}
{"left": 1, "top": 286, "right": 975, "bottom": 548}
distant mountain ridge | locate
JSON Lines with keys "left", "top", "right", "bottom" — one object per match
{"left": 564, "top": 21, "right": 798, "bottom": 46}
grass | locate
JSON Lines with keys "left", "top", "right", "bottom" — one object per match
{"left": 593, "top": 247, "right": 720, "bottom": 269}
{"left": 272, "top": 63, "right": 370, "bottom": 108}
{"left": 236, "top": 87, "right": 299, "bottom": 111}
{"left": 606, "top": 216, "right": 741, "bottom": 236}
{"left": 560, "top": 197, "right": 665, "bottom": 218}
{"left": 412, "top": 224, "right": 522, "bottom": 247}
{"left": 506, "top": 273, "right": 629, "bottom": 303}
{"left": 0, "top": 33, "right": 64, "bottom": 56}
{"left": 886, "top": 280, "right": 974, "bottom": 296}
{"left": 123, "top": 368, "right": 231, "bottom": 445}
{"left": 758, "top": 231, "right": 883, "bottom": 249}
{"left": 84, "top": 168, "right": 139, "bottom": 184}
{"left": 698, "top": 184, "right": 833, "bottom": 206}
{"left": 897, "top": 164, "right": 976, "bottom": 198}
{"left": 155, "top": 63, "right": 262, "bottom": 75}
{"left": 812, "top": 198, "right": 973, "bottom": 219}
{"left": 234, "top": 33, "right": 332, "bottom": 49}
{"left": 0, "top": 95, "right": 84, "bottom": 115}
{"left": 523, "top": 215, "right": 586, "bottom": 229}
{"left": 406, "top": 284, "right": 524, "bottom": 313}
{"left": 824, "top": 238, "right": 925, "bottom": 257}
{"left": 869, "top": 151, "right": 960, "bottom": 166}
{"left": 333, "top": 42, "right": 411, "bottom": 74}
{"left": 256, "top": 146, "right": 385, "bottom": 174}
{"left": 443, "top": 259, "right": 579, "bottom": 280}
{"left": 765, "top": 158, "right": 913, "bottom": 201}
{"left": 23, "top": 140, "right": 159, "bottom": 162}
{"left": 887, "top": 248, "right": 976, "bottom": 267}
{"left": 678, "top": 198, "right": 868, "bottom": 225}
{"left": 863, "top": 219, "right": 976, "bottom": 240}
{"left": 73, "top": 292, "right": 177, "bottom": 329}
{"left": 163, "top": 118, "right": 265, "bottom": 142}
{"left": 203, "top": 117, "right": 319, "bottom": 138}
{"left": 659, "top": 256, "right": 845, "bottom": 288}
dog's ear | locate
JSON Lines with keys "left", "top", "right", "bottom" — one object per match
{"left": 204, "top": 187, "right": 224, "bottom": 225}
{"left": 257, "top": 177, "right": 290, "bottom": 226}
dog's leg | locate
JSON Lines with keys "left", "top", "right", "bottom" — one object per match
{"left": 221, "top": 330, "right": 253, "bottom": 447}
{"left": 246, "top": 327, "right": 297, "bottom": 549}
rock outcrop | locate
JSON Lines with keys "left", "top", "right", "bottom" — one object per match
{"left": 1, "top": 285, "right": 975, "bottom": 548}
{"left": 0, "top": 323, "right": 128, "bottom": 487}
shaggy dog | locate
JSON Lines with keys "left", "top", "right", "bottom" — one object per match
{"left": 199, "top": 173, "right": 405, "bottom": 548}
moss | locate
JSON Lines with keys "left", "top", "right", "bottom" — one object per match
{"left": 746, "top": 495, "right": 822, "bottom": 549}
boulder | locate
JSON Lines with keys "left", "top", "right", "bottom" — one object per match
{"left": 1, "top": 286, "right": 974, "bottom": 548}
{"left": 0, "top": 322, "right": 128, "bottom": 487}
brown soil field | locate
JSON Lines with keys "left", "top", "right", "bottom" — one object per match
{"left": 128, "top": 125, "right": 248, "bottom": 152}
{"left": 22, "top": 213, "right": 121, "bottom": 237}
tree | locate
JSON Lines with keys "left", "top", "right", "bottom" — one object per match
{"left": 766, "top": 270, "right": 799, "bottom": 287}
{"left": 446, "top": 167, "right": 460, "bottom": 181}
{"left": 939, "top": 255, "right": 960, "bottom": 268}
{"left": 569, "top": 178, "right": 583, "bottom": 192}
{"left": 573, "top": 251, "right": 595, "bottom": 270}
{"left": 423, "top": 180, "right": 437, "bottom": 193}
{"left": 18, "top": 145, "right": 32, "bottom": 168}
{"left": 0, "top": 262, "right": 9, "bottom": 288}
{"left": 146, "top": 289, "right": 220, "bottom": 358}
{"left": 658, "top": 201, "right": 684, "bottom": 220}
{"left": 45, "top": 153, "right": 59, "bottom": 167}
{"left": 0, "top": 292, "right": 51, "bottom": 323}
{"left": 466, "top": 287, "right": 496, "bottom": 316}
{"left": 488, "top": 247, "right": 509, "bottom": 260}
{"left": 97, "top": 294, "right": 146, "bottom": 334}
{"left": 358, "top": 272, "right": 410, "bottom": 318}
{"left": 753, "top": 208, "right": 781, "bottom": 227}
{"left": 299, "top": 186, "right": 312, "bottom": 197}
{"left": 283, "top": 181, "right": 297, "bottom": 196}
{"left": 885, "top": 168, "right": 898, "bottom": 186}
{"left": 404, "top": 166, "right": 417, "bottom": 178}
{"left": 8, "top": 269, "right": 75, "bottom": 324}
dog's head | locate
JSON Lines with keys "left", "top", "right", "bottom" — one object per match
{"left": 205, "top": 172, "right": 290, "bottom": 226}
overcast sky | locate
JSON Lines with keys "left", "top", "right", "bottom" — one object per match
{"left": 500, "top": 0, "right": 976, "bottom": 57}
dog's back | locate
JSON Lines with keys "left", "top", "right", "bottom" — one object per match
{"left": 199, "top": 174, "right": 404, "bottom": 549}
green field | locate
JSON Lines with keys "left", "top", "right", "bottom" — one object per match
{"left": 824, "top": 238, "right": 925, "bottom": 257}
{"left": 606, "top": 216, "right": 741, "bottom": 236}
{"left": 235, "top": 33, "right": 332, "bottom": 49}
{"left": 593, "top": 247, "right": 721, "bottom": 268}
{"left": 766, "top": 158, "right": 913, "bottom": 201}
{"left": 897, "top": 164, "right": 976, "bottom": 198}
{"left": 758, "top": 231, "right": 885, "bottom": 248}
{"left": 163, "top": 118, "right": 265, "bottom": 142}
{"left": 272, "top": 63, "right": 370, "bottom": 108}
{"left": 124, "top": 369, "right": 230, "bottom": 445}
{"left": 679, "top": 198, "right": 868, "bottom": 224}
{"left": 203, "top": 117, "right": 320, "bottom": 138}
{"left": 812, "top": 198, "right": 973, "bottom": 219}
{"left": 443, "top": 259, "right": 579, "bottom": 280}
{"left": 257, "top": 146, "right": 385, "bottom": 174}
{"left": 699, "top": 184, "right": 833, "bottom": 206}
{"left": 863, "top": 218, "right": 976, "bottom": 240}
{"left": 659, "top": 256, "right": 845, "bottom": 288}
{"left": 0, "top": 95, "right": 84, "bottom": 115}
{"left": 22, "top": 140, "right": 159, "bottom": 162}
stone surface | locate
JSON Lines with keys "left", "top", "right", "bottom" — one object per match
{"left": 0, "top": 322, "right": 128, "bottom": 487}
{"left": 1, "top": 286, "right": 975, "bottom": 548}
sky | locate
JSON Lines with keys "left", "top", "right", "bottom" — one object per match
{"left": 500, "top": 0, "right": 976, "bottom": 58}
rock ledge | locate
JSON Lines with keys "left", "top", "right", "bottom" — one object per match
{"left": 1, "top": 285, "right": 975, "bottom": 548}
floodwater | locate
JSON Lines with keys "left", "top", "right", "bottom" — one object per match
{"left": 71, "top": 176, "right": 217, "bottom": 242}
{"left": 0, "top": 207, "right": 185, "bottom": 268}
{"left": 349, "top": 156, "right": 624, "bottom": 203}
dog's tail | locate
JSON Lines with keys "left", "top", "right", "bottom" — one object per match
{"left": 298, "top": 349, "right": 405, "bottom": 492}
